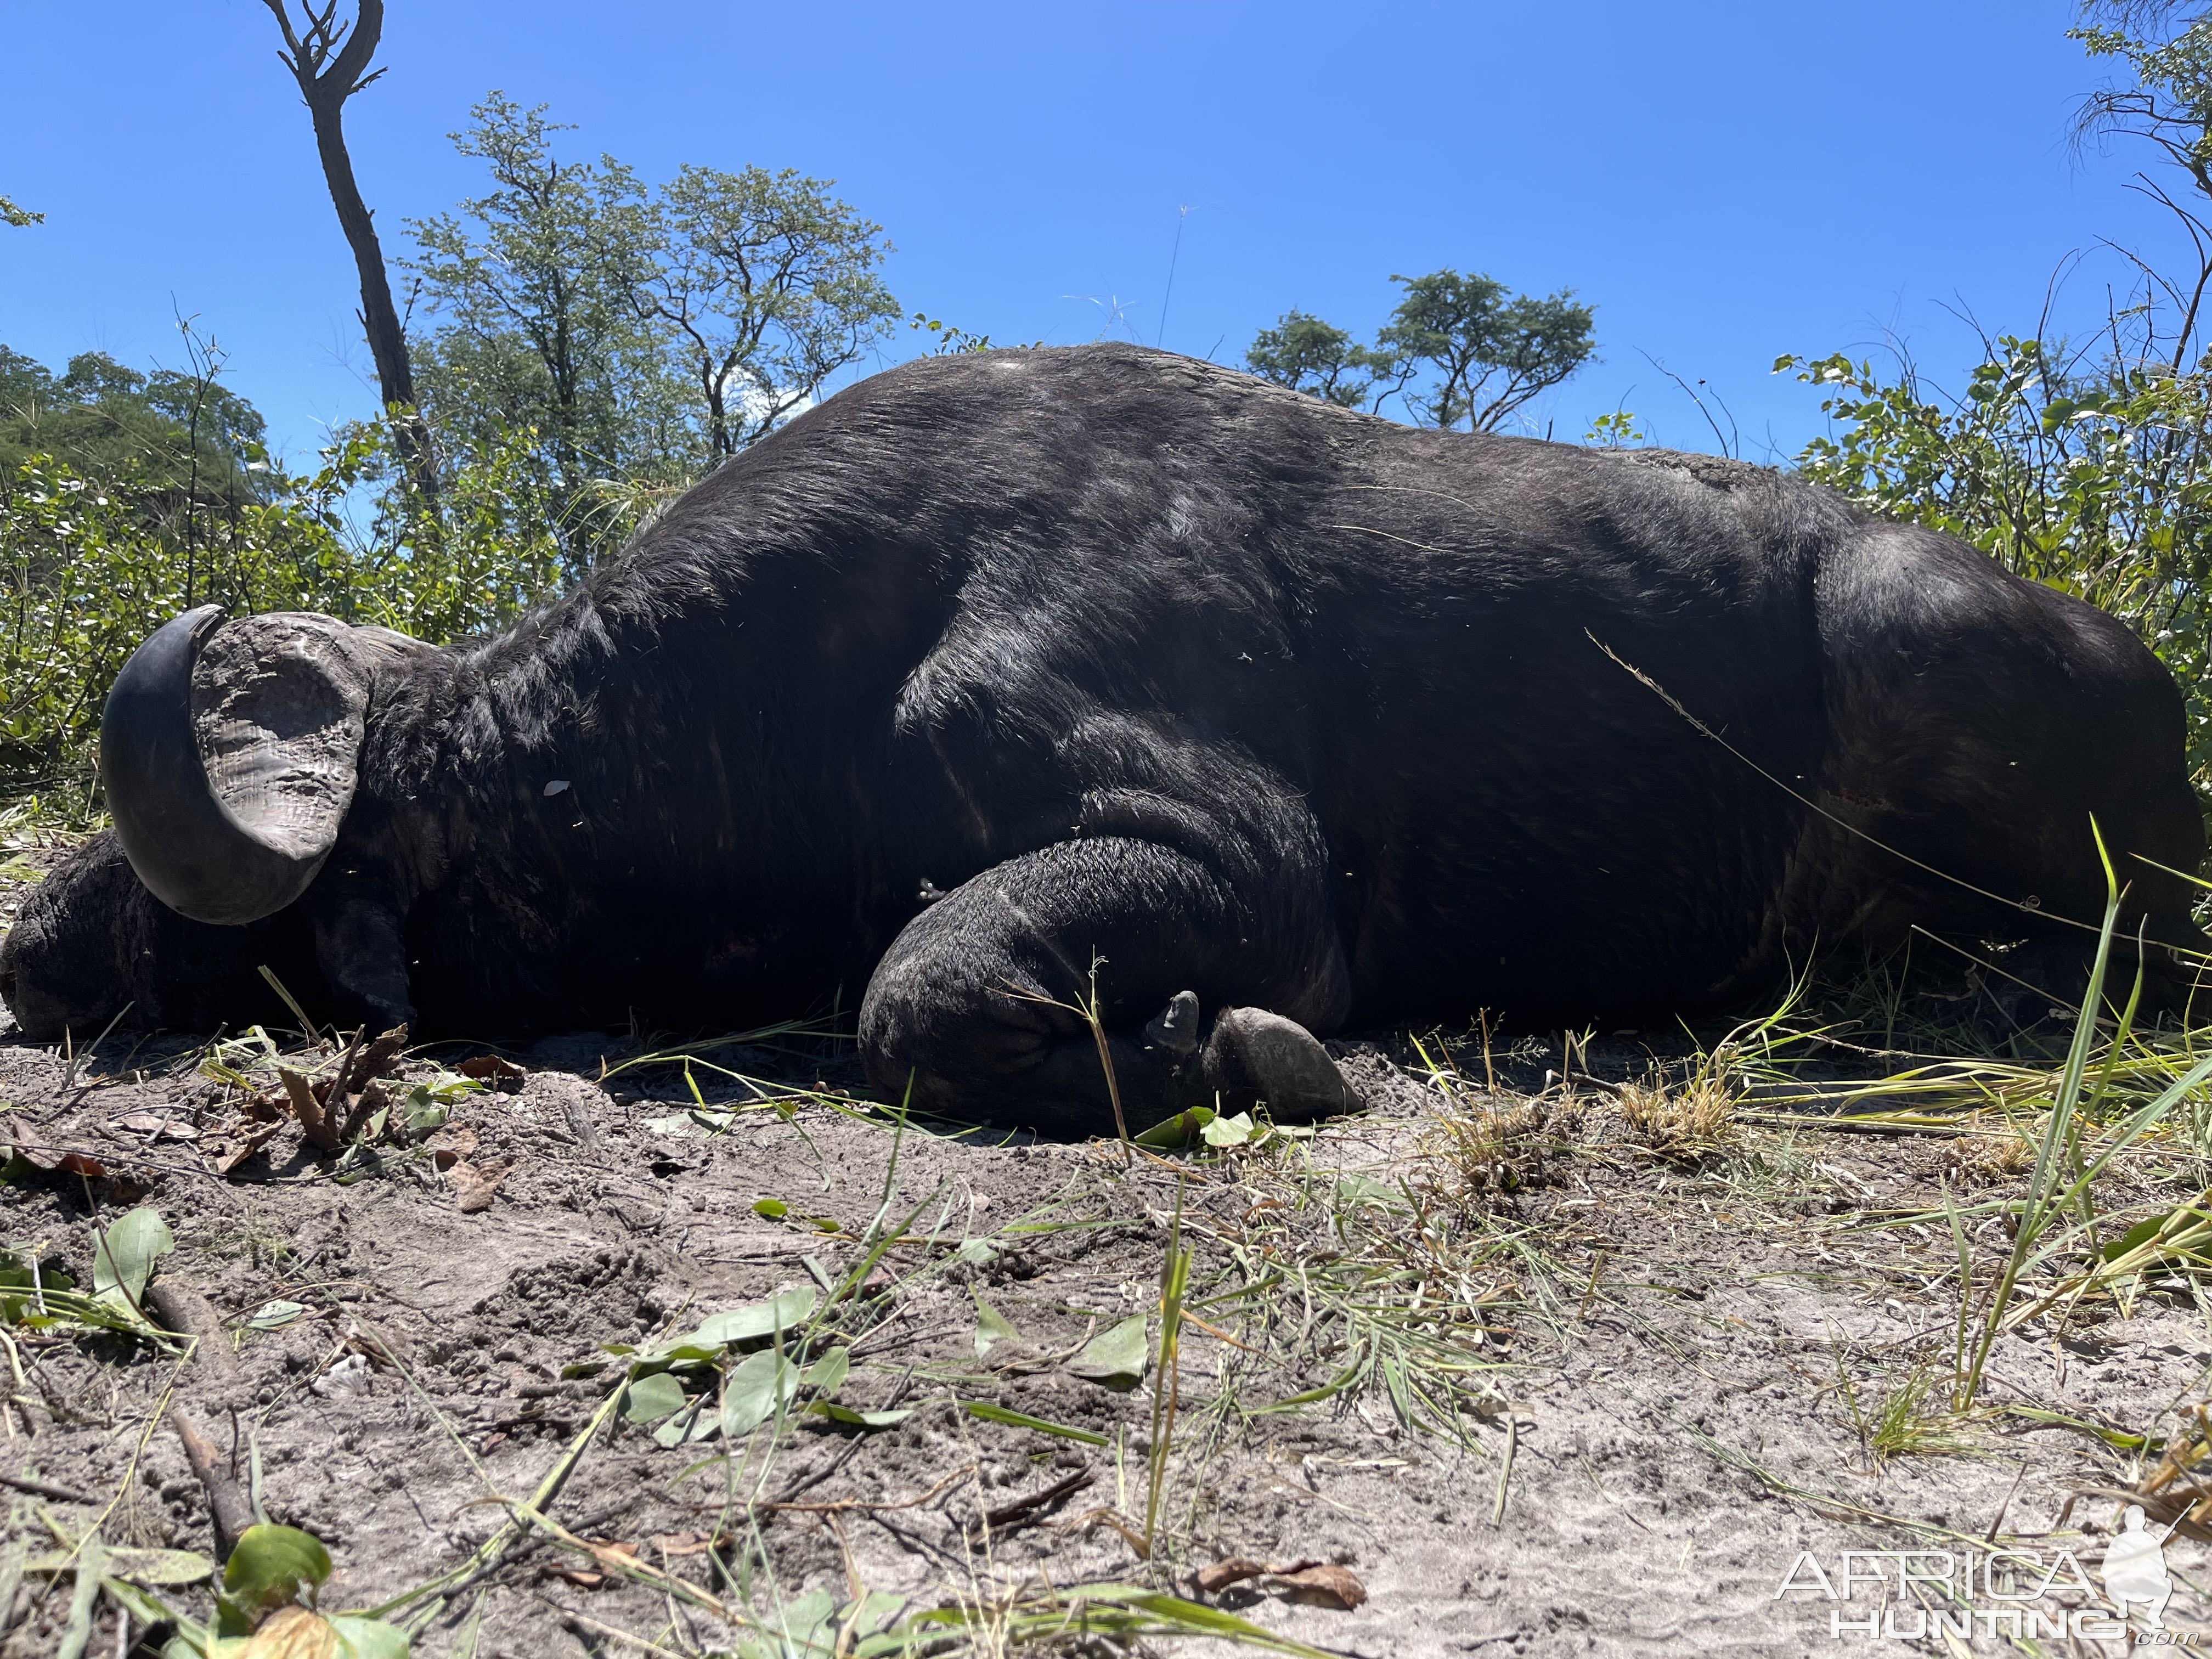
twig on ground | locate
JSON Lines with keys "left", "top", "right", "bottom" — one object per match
{"left": 0, "top": 1471, "right": 97, "bottom": 1505}
{"left": 172, "top": 1409, "right": 255, "bottom": 1555}
{"left": 143, "top": 1283, "right": 241, "bottom": 1385}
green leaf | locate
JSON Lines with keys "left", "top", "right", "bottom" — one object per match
{"left": 721, "top": 1346, "right": 801, "bottom": 1439}
{"left": 652, "top": 1398, "right": 719, "bottom": 1447}
{"left": 735, "top": 1587, "right": 836, "bottom": 1659}
{"left": 91, "top": 1207, "right": 173, "bottom": 1312}
{"left": 331, "top": 1615, "right": 414, "bottom": 1658}
{"left": 1066, "top": 1314, "right": 1149, "bottom": 1391}
{"left": 651, "top": 1288, "right": 816, "bottom": 1358}
{"left": 957, "top": 1401, "right": 1107, "bottom": 1444}
{"left": 622, "top": 1371, "right": 689, "bottom": 1425}
{"left": 244, "top": 1300, "right": 308, "bottom": 1331}
{"left": 27, "top": 1544, "right": 215, "bottom": 1586}
{"left": 1333, "top": 1173, "right": 1404, "bottom": 1211}
{"left": 973, "top": 1295, "right": 1019, "bottom": 1361}
{"left": 1134, "top": 1106, "right": 1214, "bottom": 1148}
{"left": 1201, "top": 1110, "right": 1255, "bottom": 1148}
{"left": 223, "top": 1523, "right": 332, "bottom": 1614}
{"left": 803, "top": 1345, "right": 851, "bottom": 1397}
{"left": 752, "top": 1198, "right": 789, "bottom": 1218}
{"left": 808, "top": 1400, "right": 911, "bottom": 1430}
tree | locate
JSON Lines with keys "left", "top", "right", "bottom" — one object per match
{"left": 403, "top": 98, "right": 902, "bottom": 567}
{"left": 1243, "top": 271, "right": 1596, "bottom": 431}
{"left": 0, "top": 195, "right": 41, "bottom": 228}
{"left": 0, "top": 344, "right": 268, "bottom": 497}
{"left": 2073, "top": 5, "right": 2212, "bottom": 368}
{"left": 1245, "top": 311, "right": 1380, "bottom": 407}
{"left": 403, "top": 95, "right": 677, "bottom": 571}
{"left": 1372, "top": 270, "right": 1595, "bottom": 432}
{"left": 636, "top": 165, "right": 899, "bottom": 459}
{"left": 264, "top": 0, "right": 437, "bottom": 504}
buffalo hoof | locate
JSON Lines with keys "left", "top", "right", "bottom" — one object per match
{"left": 1203, "top": 1006, "right": 1359, "bottom": 1123}
{"left": 1143, "top": 989, "right": 1201, "bottom": 1056}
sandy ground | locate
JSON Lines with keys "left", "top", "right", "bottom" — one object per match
{"left": 0, "top": 989, "right": 2207, "bottom": 1659}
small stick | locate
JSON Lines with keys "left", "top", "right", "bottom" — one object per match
{"left": 0, "top": 1471, "right": 98, "bottom": 1505}
{"left": 172, "top": 1409, "right": 255, "bottom": 1556}
{"left": 144, "top": 1283, "right": 242, "bottom": 1385}
{"left": 1492, "top": 1409, "right": 1518, "bottom": 1525}
{"left": 278, "top": 1067, "right": 335, "bottom": 1150}
{"left": 965, "top": 1466, "right": 1094, "bottom": 1537}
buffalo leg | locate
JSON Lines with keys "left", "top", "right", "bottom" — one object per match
{"left": 857, "top": 835, "right": 1355, "bottom": 1137}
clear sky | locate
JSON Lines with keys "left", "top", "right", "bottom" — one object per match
{"left": 0, "top": 1, "right": 2180, "bottom": 465}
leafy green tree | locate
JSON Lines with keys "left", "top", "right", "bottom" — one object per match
{"left": 0, "top": 195, "right": 40, "bottom": 229}
{"left": 403, "top": 95, "right": 681, "bottom": 571}
{"left": 636, "top": 165, "right": 899, "bottom": 458}
{"left": 0, "top": 346, "right": 267, "bottom": 500}
{"left": 2073, "top": 4, "right": 2212, "bottom": 367}
{"left": 1244, "top": 272, "right": 1596, "bottom": 431}
{"left": 1370, "top": 270, "right": 1596, "bottom": 432}
{"left": 1245, "top": 311, "right": 1381, "bottom": 407}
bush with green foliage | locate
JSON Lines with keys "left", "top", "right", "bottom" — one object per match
{"left": 0, "top": 405, "right": 567, "bottom": 784}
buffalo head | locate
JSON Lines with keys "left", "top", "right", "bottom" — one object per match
{"left": 2, "top": 605, "right": 426, "bottom": 1041}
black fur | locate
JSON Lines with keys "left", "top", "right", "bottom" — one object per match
{"left": 5, "top": 345, "right": 2203, "bottom": 1133}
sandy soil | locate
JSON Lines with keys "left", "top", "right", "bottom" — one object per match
{"left": 0, "top": 846, "right": 2208, "bottom": 1657}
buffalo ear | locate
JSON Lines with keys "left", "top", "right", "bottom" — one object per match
{"left": 102, "top": 607, "right": 425, "bottom": 927}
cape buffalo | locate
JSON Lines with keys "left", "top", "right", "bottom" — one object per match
{"left": 3, "top": 343, "right": 2203, "bottom": 1135}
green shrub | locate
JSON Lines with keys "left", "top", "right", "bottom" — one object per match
{"left": 0, "top": 416, "right": 571, "bottom": 787}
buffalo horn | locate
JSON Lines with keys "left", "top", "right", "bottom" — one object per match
{"left": 101, "top": 606, "right": 415, "bottom": 926}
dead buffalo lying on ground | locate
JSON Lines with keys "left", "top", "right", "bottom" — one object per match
{"left": 3, "top": 343, "right": 2204, "bottom": 1135}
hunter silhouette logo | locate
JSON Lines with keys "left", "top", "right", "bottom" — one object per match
{"left": 2102, "top": 1504, "right": 2176, "bottom": 1630}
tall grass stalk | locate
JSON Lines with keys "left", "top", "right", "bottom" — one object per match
{"left": 1948, "top": 830, "right": 2212, "bottom": 1407}
{"left": 1145, "top": 1185, "right": 1190, "bottom": 1559}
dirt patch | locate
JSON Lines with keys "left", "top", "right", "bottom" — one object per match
{"left": 0, "top": 994, "right": 2206, "bottom": 1658}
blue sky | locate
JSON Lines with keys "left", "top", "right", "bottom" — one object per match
{"left": 0, "top": 1, "right": 2181, "bottom": 465}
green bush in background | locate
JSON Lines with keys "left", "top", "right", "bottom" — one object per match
{"left": 0, "top": 413, "right": 570, "bottom": 793}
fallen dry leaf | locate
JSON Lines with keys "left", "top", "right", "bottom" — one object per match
{"left": 343, "top": 1026, "right": 411, "bottom": 1092}
{"left": 112, "top": 1110, "right": 199, "bottom": 1141}
{"left": 238, "top": 1602, "right": 339, "bottom": 1658}
{"left": 335, "top": 1079, "right": 390, "bottom": 1144}
{"left": 6, "top": 1139, "right": 105, "bottom": 1177}
{"left": 1268, "top": 1562, "right": 1368, "bottom": 1610}
{"left": 214, "top": 1122, "right": 286, "bottom": 1177}
{"left": 458, "top": 1053, "right": 527, "bottom": 1088}
{"left": 426, "top": 1124, "right": 479, "bottom": 1170}
{"left": 1195, "top": 1555, "right": 1367, "bottom": 1611}
{"left": 347, "top": 1314, "right": 414, "bottom": 1368}
{"left": 449, "top": 1156, "right": 512, "bottom": 1212}
{"left": 1194, "top": 1557, "right": 1269, "bottom": 1594}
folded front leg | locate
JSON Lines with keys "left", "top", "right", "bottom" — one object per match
{"left": 857, "top": 833, "right": 1356, "bottom": 1137}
